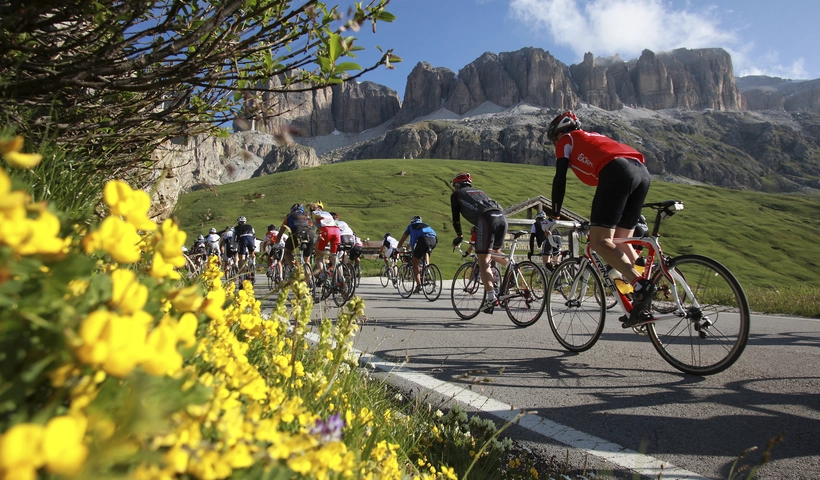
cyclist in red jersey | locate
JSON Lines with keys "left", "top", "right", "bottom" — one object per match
{"left": 546, "top": 111, "right": 653, "bottom": 327}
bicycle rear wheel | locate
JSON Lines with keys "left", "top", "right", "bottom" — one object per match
{"left": 422, "top": 264, "right": 442, "bottom": 302}
{"left": 546, "top": 258, "right": 606, "bottom": 352}
{"left": 503, "top": 260, "right": 547, "bottom": 327}
{"left": 397, "top": 263, "right": 414, "bottom": 298}
{"left": 450, "top": 262, "right": 483, "bottom": 319}
{"left": 646, "top": 254, "right": 750, "bottom": 376}
{"left": 332, "top": 263, "right": 354, "bottom": 307}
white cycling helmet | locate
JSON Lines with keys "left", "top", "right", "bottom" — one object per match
{"left": 547, "top": 111, "right": 581, "bottom": 142}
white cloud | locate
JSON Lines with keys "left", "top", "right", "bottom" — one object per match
{"left": 509, "top": 0, "right": 737, "bottom": 59}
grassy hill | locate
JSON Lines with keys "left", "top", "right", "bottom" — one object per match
{"left": 173, "top": 159, "right": 820, "bottom": 294}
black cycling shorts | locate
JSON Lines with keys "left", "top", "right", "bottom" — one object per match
{"left": 474, "top": 211, "right": 507, "bottom": 254}
{"left": 285, "top": 230, "right": 315, "bottom": 258}
{"left": 348, "top": 246, "right": 363, "bottom": 261}
{"left": 590, "top": 157, "right": 651, "bottom": 229}
{"left": 412, "top": 236, "right": 437, "bottom": 260}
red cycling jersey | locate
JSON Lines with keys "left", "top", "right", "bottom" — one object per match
{"left": 555, "top": 130, "right": 645, "bottom": 186}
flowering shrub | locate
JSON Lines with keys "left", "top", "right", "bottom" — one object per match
{"left": 0, "top": 134, "right": 469, "bottom": 479}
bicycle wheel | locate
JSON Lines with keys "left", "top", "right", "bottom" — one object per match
{"left": 422, "top": 263, "right": 442, "bottom": 302}
{"left": 450, "top": 262, "right": 484, "bottom": 320}
{"left": 332, "top": 263, "right": 353, "bottom": 307}
{"left": 503, "top": 260, "right": 547, "bottom": 327}
{"left": 546, "top": 258, "right": 606, "bottom": 352}
{"left": 646, "top": 254, "right": 750, "bottom": 376}
{"left": 379, "top": 264, "right": 390, "bottom": 287}
{"left": 397, "top": 263, "right": 414, "bottom": 298}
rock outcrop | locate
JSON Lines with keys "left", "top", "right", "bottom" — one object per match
{"left": 148, "top": 131, "right": 318, "bottom": 220}
{"left": 233, "top": 73, "right": 400, "bottom": 137}
{"left": 738, "top": 76, "right": 820, "bottom": 113}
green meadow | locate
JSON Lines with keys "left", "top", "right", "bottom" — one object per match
{"left": 174, "top": 158, "right": 820, "bottom": 317}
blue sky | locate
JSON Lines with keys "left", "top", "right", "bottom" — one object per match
{"left": 348, "top": 0, "right": 819, "bottom": 100}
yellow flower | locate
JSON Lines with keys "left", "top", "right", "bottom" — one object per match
{"left": 109, "top": 268, "right": 148, "bottom": 314}
{"left": 142, "top": 324, "right": 183, "bottom": 376}
{"left": 169, "top": 285, "right": 203, "bottom": 313}
{"left": 101, "top": 314, "right": 148, "bottom": 377}
{"left": 42, "top": 415, "right": 88, "bottom": 476}
{"left": 103, "top": 180, "right": 156, "bottom": 231}
{"left": 83, "top": 216, "right": 143, "bottom": 264}
{"left": 0, "top": 136, "right": 42, "bottom": 169}
{"left": 76, "top": 310, "right": 112, "bottom": 366}
{"left": 0, "top": 423, "right": 45, "bottom": 471}
{"left": 149, "top": 251, "right": 181, "bottom": 279}
{"left": 176, "top": 313, "right": 198, "bottom": 348}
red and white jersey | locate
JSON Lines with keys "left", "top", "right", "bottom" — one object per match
{"left": 555, "top": 130, "right": 644, "bottom": 186}
{"left": 312, "top": 210, "right": 336, "bottom": 228}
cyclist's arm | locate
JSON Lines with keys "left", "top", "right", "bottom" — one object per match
{"left": 397, "top": 232, "right": 409, "bottom": 250}
{"left": 551, "top": 157, "right": 569, "bottom": 218}
{"left": 450, "top": 191, "right": 463, "bottom": 237}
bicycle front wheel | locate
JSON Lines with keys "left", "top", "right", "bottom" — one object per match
{"left": 450, "top": 262, "right": 484, "bottom": 319}
{"left": 546, "top": 258, "right": 606, "bottom": 352}
{"left": 646, "top": 254, "right": 750, "bottom": 376}
{"left": 397, "top": 263, "right": 414, "bottom": 298}
{"left": 379, "top": 264, "right": 390, "bottom": 287}
{"left": 422, "top": 264, "right": 442, "bottom": 302}
{"left": 503, "top": 260, "right": 547, "bottom": 328}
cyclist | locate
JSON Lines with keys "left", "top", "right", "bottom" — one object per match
{"left": 309, "top": 201, "right": 340, "bottom": 280}
{"left": 396, "top": 215, "right": 437, "bottom": 293}
{"left": 348, "top": 234, "right": 364, "bottom": 275}
{"left": 450, "top": 173, "right": 507, "bottom": 314}
{"left": 261, "top": 224, "right": 282, "bottom": 279}
{"left": 546, "top": 110, "right": 652, "bottom": 327}
{"left": 220, "top": 226, "right": 238, "bottom": 274}
{"left": 190, "top": 235, "right": 207, "bottom": 269}
{"left": 380, "top": 232, "right": 399, "bottom": 274}
{"left": 279, "top": 204, "right": 314, "bottom": 268}
{"left": 528, "top": 212, "right": 563, "bottom": 270}
{"left": 205, "top": 227, "right": 221, "bottom": 257}
{"left": 331, "top": 211, "right": 356, "bottom": 265}
{"left": 235, "top": 216, "right": 256, "bottom": 273}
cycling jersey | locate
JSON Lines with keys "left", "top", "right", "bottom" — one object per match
{"left": 336, "top": 220, "right": 354, "bottom": 237}
{"left": 450, "top": 187, "right": 503, "bottom": 234}
{"left": 554, "top": 130, "right": 644, "bottom": 186}
{"left": 403, "top": 222, "right": 436, "bottom": 249}
{"left": 284, "top": 212, "right": 312, "bottom": 234}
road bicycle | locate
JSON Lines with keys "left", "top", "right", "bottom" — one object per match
{"left": 451, "top": 230, "right": 548, "bottom": 326}
{"left": 315, "top": 259, "right": 355, "bottom": 307}
{"left": 545, "top": 200, "right": 750, "bottom": 376}
{"left": 238, "top": 252, "right": 257, "bottom": 287}
{"left": 378, "top": 252, "right": 399, "bottom": 288}
{"left": 397, "top": 248, "right": 442, "bottom": 302}
{"left": 265, "top": 246, "right": 285, "bottom": 291}
{"left": 281, "top": 234, "right": 314, "bottom": 297}
{"left": 336, "top": 243, "right": 360, "bottom": 296}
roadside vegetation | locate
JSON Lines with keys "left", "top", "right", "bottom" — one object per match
{"left": 175, "top": 158, "right": 820, "bottom": 318}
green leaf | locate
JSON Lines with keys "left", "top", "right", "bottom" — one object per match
{"left": 332, "top": 62, "right": 362, "bottom": 75}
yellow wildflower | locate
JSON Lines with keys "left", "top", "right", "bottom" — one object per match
{"left": 169, "top": 284, "right": 204, "bottom": 313}
{"left": 15, "top": 210, "right": 70, "bottom": 256}
{"left": 0, "top": 136, "right": 42, "bottom": 169}
{"left": 149, "top": 250, "right": 180, "bottom": 279}
{"left": 142, "top": 324, "right": 183, "bottom": 376}
{"left": 176, "top": 312, "right": 198, "bottom": 348}
{"left": 109, "top": 268, "right": 148, "bottom": 315}
{"left": 42, "top": 415, "right": 88, "bottom": 476}
{"left": 103, "top": 180, "right": 156, "bottom": 231}
{"left": 83, "top": 216, "right": 143, "bottom": 264}
{"left": 0, "top": 423, "right": 45, "bottom": 473}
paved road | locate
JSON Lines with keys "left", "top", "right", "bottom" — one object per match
{"left": 257, "top": 276, "right": 820, "bottom": 480}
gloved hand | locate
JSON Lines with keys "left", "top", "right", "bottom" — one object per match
{"left": 461, "top": 251, "right": 469, "bottom": 259}
{"left": 378, "top": 254, "right": 384, "bottom": 259}
{"left": 452, "top": 236, "right": 463, "bottom": 247}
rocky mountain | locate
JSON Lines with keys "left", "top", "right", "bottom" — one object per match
{"left": 149, "top": 47, "right": 820, "bottom": 219}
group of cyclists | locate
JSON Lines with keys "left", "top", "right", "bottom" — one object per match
{"left": 187, "top": 110, "right": 654, "bottom": 326}
{"left": 189, "top": 202, "right": 366, "bottom": 288}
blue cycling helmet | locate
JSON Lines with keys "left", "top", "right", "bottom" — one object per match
{"left": 411, "top": 215, "right": 422, "bottom": 223}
